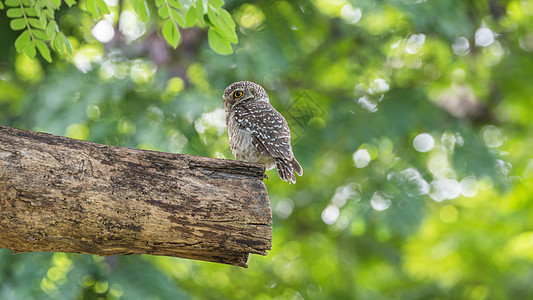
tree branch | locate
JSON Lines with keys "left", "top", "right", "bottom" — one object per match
{"left": 0, "top": 126, "right": 272, "bottom": 267}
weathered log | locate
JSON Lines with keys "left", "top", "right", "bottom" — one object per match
{"left": 0, "top": 126, "right": 272, "bottom": 267}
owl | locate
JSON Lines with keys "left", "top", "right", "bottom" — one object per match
{"left": 223, "top": 81, "right": 303, "bottom": 184}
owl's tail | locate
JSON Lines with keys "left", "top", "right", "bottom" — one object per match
{"left": 276, "top": 158, "right": 303, "bottom": 184}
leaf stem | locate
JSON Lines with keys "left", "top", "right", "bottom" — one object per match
{"left": 18, "top": 0, "right": 35, "bottom": 43}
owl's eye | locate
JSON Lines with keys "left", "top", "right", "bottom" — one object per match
{"left": 234, "top": 91, "right": 243, "bottom": 98}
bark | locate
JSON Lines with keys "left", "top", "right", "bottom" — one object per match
{"left": 0, "top": 126, "right": 272, "bottom": 267}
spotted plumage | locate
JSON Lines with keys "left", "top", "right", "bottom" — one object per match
{"left": 223, "top": 81, "right": 303, "bottom": 184}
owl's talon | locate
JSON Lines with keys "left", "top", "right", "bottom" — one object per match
{"left": 263, "top": 173, "right": 269, "bottom": 181}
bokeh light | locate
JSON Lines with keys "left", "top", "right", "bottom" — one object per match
{"left": 92, "top": 20, "right": 115, "bottom": 43}
{"left": 353, "top": 149, "right": 371, "bottom": 168}
{"left": 413, "top": 133, "right": 435, "bottom": 152}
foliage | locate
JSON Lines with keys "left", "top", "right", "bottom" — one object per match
{"left": 1, "top": 0, "right": 533, "bottom": 299}
{"left": 0, "top": 0, "right": 237, "bottom": 60}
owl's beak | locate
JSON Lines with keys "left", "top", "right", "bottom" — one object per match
{"left": 224, "top": 99, "right": 231, "bottom": 111}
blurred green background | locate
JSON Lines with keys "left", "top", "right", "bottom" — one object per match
{"left": 1, "top": 0, "right": 533, "bottom": 299}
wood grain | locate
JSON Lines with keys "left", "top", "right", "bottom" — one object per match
{"left": 0, "top": 126, "right": 272, "bottom": 267}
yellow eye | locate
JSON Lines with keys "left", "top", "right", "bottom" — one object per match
{"left": 234, "top": 91, "right": 243, "bottom": 98}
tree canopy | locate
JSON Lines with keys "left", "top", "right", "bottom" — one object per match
{"left": 1, "top": 0, "right": 533, "bottom": 299}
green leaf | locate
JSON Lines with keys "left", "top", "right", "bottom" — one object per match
{"left": 43, "top": 0, "right": 56, "bottom": 9}
{"left": 85, "top": 0, "right": 98, "bottom": 19}
{"left": 170, "top": 8, "right": 184, "bottom": 27}
{"left": 162, "top": 20, "right": 180, "bottom": 48}
{"left": 206, "top": 6, "right": 236, "bottom": 43}
{"left": 28, "top": 17, "right": 46, "bottom": 30}
{"left": 34, "top": 2, "right": 41, "bottom": 14}
{"left": 44, "top": 7, "right": 54, "bottom": 17}
{"left": 10, "top": 18, "right": 26, "bottom": 30}
{"left": 35, "top": 39, "right": 52, "bottom": 62}
{"left": 0, "top": 1, "right": 4, "bottom": 9}
{"left": 218, "top": 8, "right": 235, "bottom": 28}
{"left": 184, "top": 6, "right": 196, "bottom": 27}
{"left": 25, "top": 7, "right": 37, "bottom": 16}
{"left": 217, "top": 8, "right": 237, "bottom": 43}
{"left": 6, "top": 8, "right": 22, "bottom": 17}
{"left": 33, "top": 29, "right": 50, "bottom": 40}
{"left": 39, "top": 13, "right": 47, "bottom": 26}
{"left": 206, "top": 4, "right": 218, "bottom": 27}
{"left": 39, "top": 0, "right": 51, "bottom": 8}
{"left": 64, "top": 0, "right": 76, "bottom": 7}
{"left": 154, "top": 0, "right": 164, "bottom": 7}
{"left": 52, "top": 33, "right": 61, "bottom": 53}
{"left": 61, "top": 33, "right": 73, "bottom": 54}
{"left": 15, "top": 30, "right": 31, "bottom": 51}
{"left": 53, "top": 32, "right": 72, "bottom": 55}
{"left": 135, "top": 0, "right": 150, "bottom": 22}
{"left": 95, "top": 0, "right": 110, "bottom": 14}
{"left": 194, "top": 0, "right": 203, "bottom": 19}
{"left": 157, "top": 6, "right": 168, "bottom": 18}
{"left": 167, "top": 0, "right": 181, "bottom": 9}
{"left": 208, "top": 27, "right": 232, "bottom": 55}
{"left": 5, "top": 0, "right": 19, "bottom": 7}
{"left": 23, "top": 41, "right": 36, "bottom": 59}
{"left": 46, "top": 20, "right": 57, "bottom": 37}
{"left": 209, "top": 0, "right": 223, "bottom": 9}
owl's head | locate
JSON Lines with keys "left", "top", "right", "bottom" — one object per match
{"left": 223, "top": 81, "right": 269, "bottom": 111}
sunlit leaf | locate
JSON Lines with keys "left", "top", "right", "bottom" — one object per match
{"left": 207, "top": 27, "right": 232, "bottom": 55}
{"left": 136, "top": 0, "right": 150, "bottom": 22}
{"left": 194, "top": 0, "right": 203, "bottom": 19}
{"left": 22, "top": 41, "right": 36, "bottom": 59}
{"left": 34, "top": 2, "right": 41, "bottom": 14}
{"left": 209, "top": 0, "right": 223, "bottom": 9}
{"left": 63, "top": 35, "right": 73, "bottom": 55}
{"left": 41, "top": 0, "right": 56, "bottom": 9}
{"left": 10, "top": 18, "right": 26, "bottom": 31}
{"left": 85, "top": 0, "right": 98, "bottom": 19}
{"left": 39, "top": 14, "right": 47, "bottom": 27}
{"left": 25, "top": 7, "right": 37, "bottom": 16}
{"left": 6, "top": 8, "right": 23, "bottom": 18}
{"left": 157, "top": 6, "right": 169, "bottom": 18}
{"left": 205, "top": 7, "right": 236, "bottom": 44}
{"left": 4, "top": 0, "right": 19, "bottom": 7}
{"left": 46, "top": 20, "right": 57, "bottom": 37}
{"left": 206, "top": 5, "right": 219, "bottom": 27}
{"left": 52, "top": 32, "right": 72, "bottom": 55}
{"left": 50, "top": 0, "right": 61, "bottom": 9}
{"left": 95, "top": 0, "right": 110, "bottom": 14}
{"left": 217, "top": 8, "right": 237, "bottom": 43}
{"left": 64, "top": 0, "right": 76, "bottom": 7}
{"left": 14, "top": 30, "right": 31, "bottom": 51}
{"left": 35, "top": 39, "right": 52, "bottom": 62}
{"left": 170, "top": 8, "right": 184, "bottom": 27}
{"left": 27, "top": 17, "right": 46, "bottom": 30}
{"left": 33, "top": 30, "right": 50, "bottom": 40}
{"left": 162, "top": 20, "right": 180, "bottom": 48}
{"left": 167, "top": 0, "right": 181, "bottom": 9}
{"left": 61, "top": 32, "right": 72, "bottom": 54}
{"left": 184, "top": 6, "right": 196, "bottom": 27}
{"left": 44, "top": 7, "right": 54, "bottom": 18}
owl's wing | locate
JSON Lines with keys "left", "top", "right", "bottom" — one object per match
{"left": 236, "top": 101, "right": 294, "bottom": 161}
